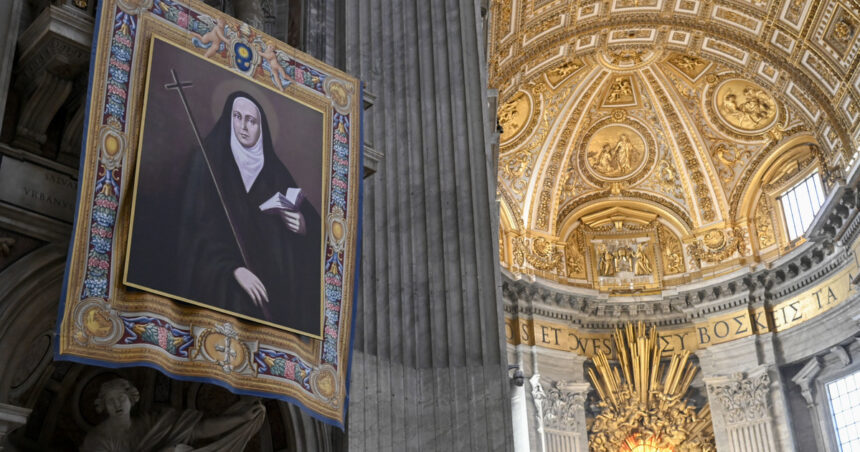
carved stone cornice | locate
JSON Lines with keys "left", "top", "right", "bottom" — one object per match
{"left": 791, "top": 356, "right": 822, "bottom": 406}
{"left": 707, "top": 369, "right": 771, "bottom": 426}
{"left": 503, "top": 231, "right": 852, "bottom": 328}
{"left": 12, "top": 5, "right": 93, "bottom": 152}
{"left": 15, "top": 5, "right": 92, "bottom": 87}
{"left": 808, "top": 167, "right": 860, "bottom": 247}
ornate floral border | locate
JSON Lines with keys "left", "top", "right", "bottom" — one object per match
{"left": 55, "top": 0, "right": 362, "bottom": 428}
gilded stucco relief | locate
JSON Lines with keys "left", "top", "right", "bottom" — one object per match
{"left": 489, "top": 0, "right": 844, "bottom": 293}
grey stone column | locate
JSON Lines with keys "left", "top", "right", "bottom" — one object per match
{"left": 342, "top": 0, "right": 512, "bottom": 450}
{"left": 511, "top": 376, "right": 530, "bottom": 452}
{"left": 698, "top": 335, "right": 797, "bottom": 452}
{"left": 0, "top": 0, "right": 23, "bottom": 133}
{"left": 232, "top": 0, "right": 265, "bottom": 30}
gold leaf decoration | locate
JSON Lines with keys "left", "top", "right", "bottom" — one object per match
{"left": 755, "top": 195, "right": 775, "bottom": 249}
{"left": 588, "top": 323, "right": 716, "bottom": 452}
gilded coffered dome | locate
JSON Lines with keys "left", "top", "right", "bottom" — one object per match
{"left": 489, "top": 0, "right": 856, "bottom": 294}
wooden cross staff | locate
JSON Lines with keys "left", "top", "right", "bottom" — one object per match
{"left": 165, "top": 68, "right": 273, "bottom": 321}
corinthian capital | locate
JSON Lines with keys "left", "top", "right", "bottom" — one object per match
{"left": 543, "top": 381, "right": 590, "bottom": 431}
{"left": 707, "top": 369, "right": 771, "bottom": 426}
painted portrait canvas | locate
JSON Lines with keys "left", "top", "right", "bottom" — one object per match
{"left": 124, "top": 37, "right": 325, "bottom": 338}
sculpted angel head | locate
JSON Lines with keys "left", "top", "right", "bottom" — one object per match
{"left": 94, "top": 378, "right": 140, "bottom": 419}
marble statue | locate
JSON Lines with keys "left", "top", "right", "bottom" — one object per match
{"left": 80, "top": 378, "right": 265, "bottom": 452}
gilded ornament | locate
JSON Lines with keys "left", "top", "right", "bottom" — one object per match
{"left": 498, "top": 92, "right": 531, "bottom": 142}
{"left": 85, "top": 307, "right": 113, "bottom": 338}
{"left": 512, "top": 236, "right": 526, "bottom": 267}
{"left": 525, "top": 237, "right": 564, "bottom": 271}
{"left": 589, "top": 323, "right": 716, "bottom": 452}
{"left": 604, "top": 76, "right": 636, "bottom": 106}
{"left": 668, "top": 54, "right": 709, "bottom": 80}
{"left": 597, "top": 244, "right": 616, "bottom": 276}
{"left": 784, "top": 0, "right": 805, "bottom": 24}
{"left": 632, "top": 245, "right": 652, "bottom": 275}
{"left": 825, "top": 7, "right": 859, "bottom": 56}
{"left": 645, "top": 72, "right": 715, "bottom": 221}
{"left": 755, "top": 195, "right": 776, "bottom": 248}
{"left": 688, "top": 228, "right": 746, "bottom": 267}
{"left": 546, "top": 59, "right": 584, "bottom": 85}
{"left": 658, "top": 225, "right": 684, "bottom": 274}
{"left": 703, "top": 229, "right": 726, "bottom": 250}
{"left": 565, "top": 229, "right": 587, "bottom": 278}
{"left": 584, "top": 125, "right": 648, "bottom": 180}
{"left": 606, "top": 49, "right": 649, "bottom": 67}
{"left": 194, "top": 323, "right": 253, "bottom": 374}
{"left": 714, "top": 80, "right": 777, "bottom": 132}
{"left": 615, "top": 0, "right": 659, "bottom": 8}
{"left": 657, "top": 159, "right": 678, "bottom": 193}
{"left": 711, "top": 142, "right": 752, "bottom": 185}
{"left": 501, "top": 151, "right": 531, "bottom": 180}
{"left": 587, "top": 125, "right": 646, "bottom": 179}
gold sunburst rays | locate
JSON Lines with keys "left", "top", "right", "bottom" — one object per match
{"left": 588, "top": 322, "right": 715, "bottom": 452}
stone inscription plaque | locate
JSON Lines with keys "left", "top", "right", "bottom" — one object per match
{"left": 0, "top": 155, "right": 77, "bottom": 222}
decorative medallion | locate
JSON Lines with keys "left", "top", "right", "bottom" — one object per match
{"left": 194, "top": 323, "right": 254, "bottom": 374}
{"left": 499, "top": 91, "right": 531, "bottom": 143}
{"left": 312, "top": 364, "right": 340, "bottom": 402}
{"left": 703, "top": 229, "right": 727, "bottom": 250}
{"left": 713, "top": 80, "right": 778, "bottom": 133}
{"left": 580, "top": 122, "right": 653, "bottom": 186}
{"left": 99, "top": 127, "right": 125, "bottom": 169}
{"left": 324, "top": 77, "right": 353, "bottom": 114}
{"left": 73, "top": 298, "right": 123, "bottom": 346}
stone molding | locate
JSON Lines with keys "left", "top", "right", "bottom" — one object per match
{"left": 791, "top": 356, "right": 822, "bottom": 406}
{"left": 504, "top": 241, "right": 848, "bottom": 327}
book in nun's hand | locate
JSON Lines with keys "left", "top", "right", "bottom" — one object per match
{"left": 259, "top": 187, "right": 304, "bottom": 212}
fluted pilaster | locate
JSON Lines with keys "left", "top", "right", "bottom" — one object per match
{"left": 342, "top": 0, "right": 512, "bottom": 450}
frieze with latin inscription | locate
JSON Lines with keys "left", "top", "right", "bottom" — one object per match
{"left": 0, "top": 155, "right": 77, "bottom": 222}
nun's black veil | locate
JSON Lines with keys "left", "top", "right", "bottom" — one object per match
{"left": 175, "top": 91, "right": 321, "bottom": 335}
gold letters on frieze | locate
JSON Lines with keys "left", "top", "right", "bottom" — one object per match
{"left": 588, "top": 323, "right": 716, "bottom": 452}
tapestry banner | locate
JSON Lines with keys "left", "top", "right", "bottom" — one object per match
{"left": 56, "top": 0, "right": 362, "bottom": 428}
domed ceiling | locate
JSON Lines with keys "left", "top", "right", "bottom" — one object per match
{"left": 489, "top": 0, "right": 859, "bottom": 294}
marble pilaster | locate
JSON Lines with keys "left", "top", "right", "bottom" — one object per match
{"left": 341, "top": 0, "right": 512, "bottom": 449}
{"left": 699, "top": 335, "right": 797, "bottom": 452}
{"left": 0, "top": 0, "right": 23, "bottom": 134}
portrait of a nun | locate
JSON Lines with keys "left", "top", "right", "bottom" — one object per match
{"left": 176, "top": 91, "right": 321, "bottom": 335}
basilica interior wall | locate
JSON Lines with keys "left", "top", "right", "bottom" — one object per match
{"left": 0, "top": 0, "right": 514, "bottom": 450}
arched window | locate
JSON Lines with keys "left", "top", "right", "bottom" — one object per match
{"left": 826, "top": 370, "right": 860, "bottom": 451}
{"left": 779, "top": 171, "right": 825, "bottom": 241}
